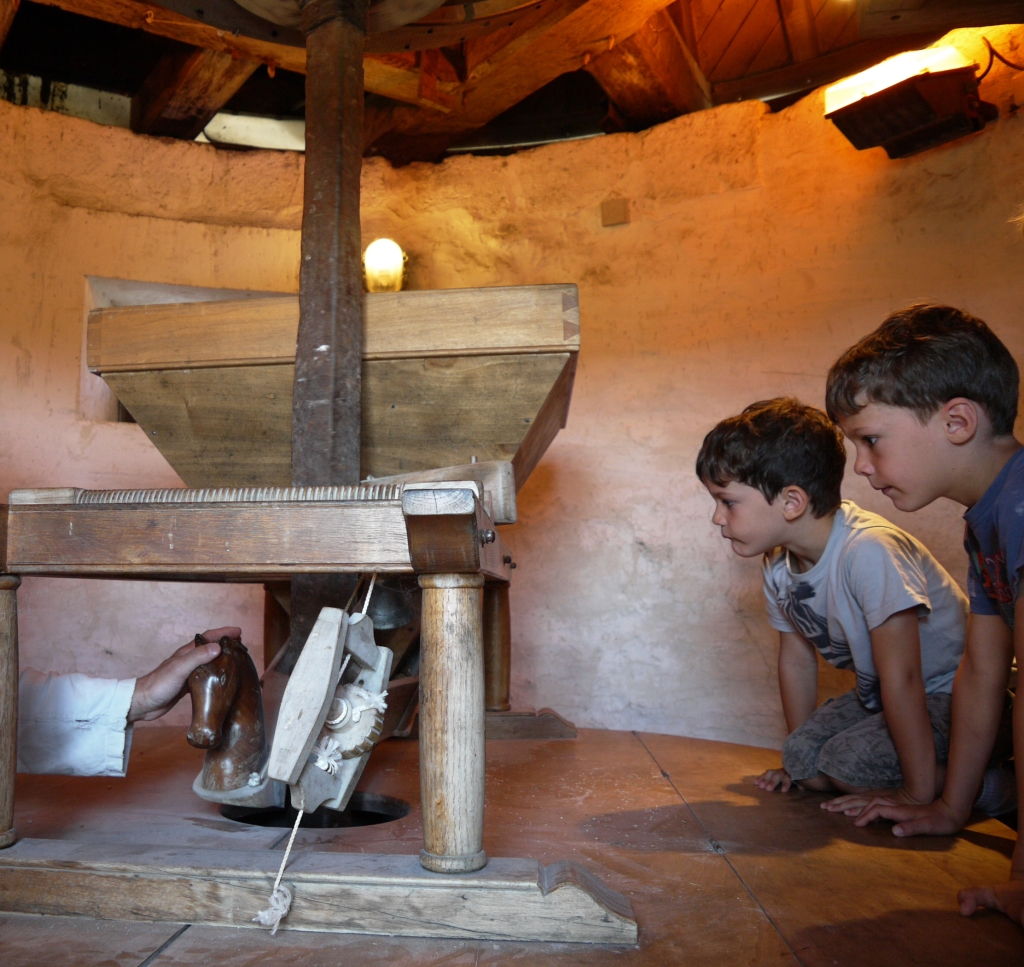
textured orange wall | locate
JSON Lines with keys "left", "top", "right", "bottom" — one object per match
{"left": 2, "top": 26, "right": 1023, "bottom": 743}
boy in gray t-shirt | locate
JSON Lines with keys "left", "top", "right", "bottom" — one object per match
{"left": 697, "top": 398, "right": 968, "bottom": 805}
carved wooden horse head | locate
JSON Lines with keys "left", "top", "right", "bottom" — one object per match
{"left": 186, "top": 634, "right": 268, "bottom": 792}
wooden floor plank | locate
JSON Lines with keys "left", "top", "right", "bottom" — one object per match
{"left": 638, "top": 732, "right": 1024, "bottom": 966}
{"left": 0, "top": 912, "right": 185, "bottom": 967}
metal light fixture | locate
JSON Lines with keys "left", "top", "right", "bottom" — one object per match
{"left": 363, "top": 238, "right": 406, "bottom": 292}
{"left": 825, "top": 46, "right": 997, "bottom": 159}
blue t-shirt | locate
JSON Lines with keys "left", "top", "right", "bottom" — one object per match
{"left": 963, "top": 446, "right": 1024, "bottom": 628}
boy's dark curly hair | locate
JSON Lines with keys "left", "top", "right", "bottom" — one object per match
{"left": 696, "top": 398, "right": 846, "bottom": 518}
{"left": 826, "top": 304, "right": 1018, "bottom": 436}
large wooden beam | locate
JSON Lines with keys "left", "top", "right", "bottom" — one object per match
{"left": 131, "top": 47, "right": 259, "bottom": 139}
{"left": 28, "top": 0, "right": 307, "bottom": 71}
{"left": 586, "top": 6, "right": 710, "bottom": 129}
{"left": 0, "top": 0, "right": 20, "bottom": 49}
{"left": 713, "top": 32, "right": 942, "bottom": 103}
{"left": 0, "top": 841, "right": 637, "bottom": 942}
{"left": 25, "top": 0, "right": 457, "bottom": 108}
{"left": 385, "top": 0, "right": 681, "bottom": 144}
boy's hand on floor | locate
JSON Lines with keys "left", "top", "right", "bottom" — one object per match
{"left": 821, "top": 786, "right": 921, "bottom": 817}
{"left": 127, "top": 627, "right": 239, "bottom": 723}
{"left": 754, "top": 768, "right": 793, "bottom": 792}
{"left": 851, "top": 795, "right": 962, "bottom": 834}
{"left": 958, "top": 879, "right": 1024, "bottom": 927}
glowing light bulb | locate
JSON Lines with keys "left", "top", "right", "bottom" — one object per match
{"left": 363, "top": 238, "right": 405, "bottom": 292}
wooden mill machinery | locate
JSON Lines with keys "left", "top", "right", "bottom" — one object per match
{"left": 0, "top": 0, "right": 636, "bottom": 944}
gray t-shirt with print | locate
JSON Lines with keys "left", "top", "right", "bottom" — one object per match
{"left": 762, "top": 501, "right": 967, "bottom": 711}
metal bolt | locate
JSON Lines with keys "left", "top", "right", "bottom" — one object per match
{"left": 503, "top": 555, "right": 512, "bottom": 564}
{"left": 481, "top": 529, "right": 496, "bottom": 544}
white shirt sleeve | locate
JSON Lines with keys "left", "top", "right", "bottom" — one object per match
{"left": 17, "top": 670, "right": 137, "bottom": 776}
{"left": 843, "top": 529, "right": 931, "bottom": 631}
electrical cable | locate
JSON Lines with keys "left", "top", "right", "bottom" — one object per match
{"left": 979, "top": 37, "right": 1024, "bottom": 81}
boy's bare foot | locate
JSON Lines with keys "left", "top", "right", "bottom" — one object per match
{"left": 755, "top": 768, "right": 793, "bottom": 792}
{"left": 959, "top": 880, "right": 1024, "bottom": 927}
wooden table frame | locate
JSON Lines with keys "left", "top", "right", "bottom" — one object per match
{"left": 0, "top": 482, "right": 510, "bottom": 872}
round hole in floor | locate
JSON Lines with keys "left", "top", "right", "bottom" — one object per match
{"left": 220, "top": 792, "right": 411, "bottom": 828}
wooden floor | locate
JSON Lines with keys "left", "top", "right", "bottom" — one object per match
{"left": 2, "top": 727, "right": 1022, "bottom": 966}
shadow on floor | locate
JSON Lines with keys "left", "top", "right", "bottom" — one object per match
{"left": 787, "top": 907, "right": 1024, "bottom": 967}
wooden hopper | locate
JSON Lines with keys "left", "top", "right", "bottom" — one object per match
{"left": 87, "top": 284, "right": 579, "bottom": 490}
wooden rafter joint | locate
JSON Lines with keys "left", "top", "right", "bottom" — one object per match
{"left": 131, "top": 45, "right": 260, "bottom": 140}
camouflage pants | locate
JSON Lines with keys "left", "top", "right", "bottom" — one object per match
{"left": 782, "top": 689, "right": 954, "bottom": 788}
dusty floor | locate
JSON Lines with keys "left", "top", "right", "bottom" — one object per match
{"left": 0, "top": 727, "right": 1021, "bottom": 965}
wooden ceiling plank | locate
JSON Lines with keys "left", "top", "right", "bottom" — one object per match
{"left": 742, "top": 19, "right": 791, "bottom": 76}
{"left": 131, "top": 47, "right": 259, "bottom": 139}
{"left": 698, "top": 0, "right": 763, "bottom": 78}
{"left": 708, "top": 0, "right": 781, "bottom": 81}
{"left": 712, "top": 30, "right": 940, "bottom": 101}
{"left": 27, "top": 0, "right": 307, "bottom": 72}
{"left": 777, "top": 0, "right": 820, "bottom": 61}
{"left": 857, "top": 1, "right": 1024, "bottom": 39}
{"left": 586, "top": 7, "right": 711, "bottom": 128}
{"left": 688, "top": 0, "right": 729, "bottom": 46}
{"left": 826, "top": 5, "right": 861, "bottom": 52}
{"left": 813, "top": 0, "right": 857, "bottom": 54}
{"left": 0, "top": 0, "right": 20, "bottom": 49}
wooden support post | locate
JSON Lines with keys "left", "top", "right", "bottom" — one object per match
{"left": 0, "top": 575, "right": 20, "bottom": 850}
{"left": 288, "top": 0, "right": 368, "bottom": 670}
{"left": 483, "top": 582, "right": 511, "bottom": 713}
{"left": 292, "top": 0, "right": 367, "bottom": 487}
{"left": 418, "top": 573, "right": 486, "bottom": 874}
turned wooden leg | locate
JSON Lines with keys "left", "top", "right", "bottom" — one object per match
{"left": 483, "top": 582, "right": 511, "bottom": 713}
{"left": 0, "top": 575, "right": 20, "bottom": 849}
{"left": 418, "top": 573, "right": 486, "bottom": 873}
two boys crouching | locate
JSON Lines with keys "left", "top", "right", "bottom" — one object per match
{"left": 699, "top": 305, "right": 1022, "bottom": 924}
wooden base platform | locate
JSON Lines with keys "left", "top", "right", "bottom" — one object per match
{"left": 2, "top": 728, "right": 1022, "bottom": 965}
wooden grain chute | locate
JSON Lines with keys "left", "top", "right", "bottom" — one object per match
{"left": 86, "top": 284, "right": 579, "bottom": 490}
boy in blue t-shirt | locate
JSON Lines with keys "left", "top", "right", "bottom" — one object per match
{"left": 825, "top": 303, "right": 1023, "bottom": 927}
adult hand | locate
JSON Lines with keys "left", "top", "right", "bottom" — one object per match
{"left": 821, "top": 786, "right": 922, "bottom": 818}
{"left": 850, "top": 795, "right": 963, "bottom": 834}
{"left": 127, "top": 627, "right": 240, "bottom": 723}
{"left": 959, "top": 879, "right": 1024, "bottom": 927}
{"left": 755, "top": 768, "right": 793, "bottom": 792}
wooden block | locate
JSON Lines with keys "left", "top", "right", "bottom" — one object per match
{"left": 485, "top": 709, "right": 577, "bottom": 740}
{"left": 601, "top": 197, "right": 630, "bottom": 227}
{"left": 268, "top": 608, "right": 347, "bottom": 786}
{"left": 365, "top": 460, "right": 517, "bottom": 525}
{"left": 344, "top": 612, "right": 379, "bottom": 670}
{"left": 511, "top": 353, "right": 577, "bottom": 491}
{"left": 86, "top": 285, "right": 580, "bottom": 373}
{"left": 0, "top": 841, "right": 637, "bottom": 943}
{"left": 402, "top": 489, "right": 511, "bottom": 580}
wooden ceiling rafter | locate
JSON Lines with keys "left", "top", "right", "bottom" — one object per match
{"left": 585, "top": 7, "right": 711, "bottom": 129}
{"left": 0, "top": 0, "right": 20, "bottom": 47}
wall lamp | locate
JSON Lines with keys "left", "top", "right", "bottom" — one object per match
{"left": 363, "top": 238, "right": 406, "bottom": 292}
{"left": 824, "top": 46, "right": 998, "bottom": 159}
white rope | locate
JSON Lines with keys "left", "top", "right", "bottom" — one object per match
{"left": 253, "top": 806, "right": 304, "bottom": 935}
{"left": 360, "top": 572, "right": 378, "bottom": 616}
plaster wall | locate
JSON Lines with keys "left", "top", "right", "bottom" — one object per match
{"left": 2, "top": 27, "right": 1023, "bottom": 743}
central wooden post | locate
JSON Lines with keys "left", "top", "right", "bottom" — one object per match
{"left": 418, "top": 574, "right": 487, "bottom": 873}
{"left": 288, "top": 0, "right": 368, "bottom": 661}
{"left": 0, "top": 575, "right": 21, "bottom": 849}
